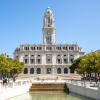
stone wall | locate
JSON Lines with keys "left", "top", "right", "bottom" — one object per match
{"left": 67, "top": 83, "right": 100, "bottom": 100}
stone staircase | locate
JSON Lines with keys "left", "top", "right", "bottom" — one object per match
{"left": 29, "top": 83, "right": 66, "bottom": 92}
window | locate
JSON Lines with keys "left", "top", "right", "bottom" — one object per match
{"left": 63, "top": 47, "right": 67, "bottom": 50}
{"left": 57, "top": 59, "right": 61, "bottom": 64}
{"left": 70, "top": 55, "right": 74, "bottom": 57}
{"left": 37, "top": 59, "right": 41, "bottom": 64}
{"left": 46, "top": 36, "right": 51, "bottom": 44}
{"left": 30, "top": 68, "right": 34, "bottom": 74}
{"left": 24, "top": 68, "right": 28, "bottom": 74}
{"left": 47, "top": 68, "right": 51, "bottom": 74}
{"left": 48, "top": 59, "right": 50, "bottom": 62}
{"left": 24, "top": 59, "right": 28, "bottom": 64}
{"left": 46, "top": 47, "right": 52, "bottom": 50}
{"left": 24, "top": 47, "right": 29, "bottom": 50}
{"left": 46, "top": 58, "right": 52, "bottom": 64}
{"left": 31, "top": 47, "right": 35, "bottom": 50}
{"left": 57, "top": 68, "right": 61, "bottom": 74}
{"left": 57, "top": 55, "right": 60, "bottom": 57}
{"left": 30, "top": 59, "right": 35, "bottom": 64}
{"left": 37, "top": 47, "right": 42, "bottom": 50}
{"left": 63, "top": 59, "right": 68, "bottom": 63}
{"left": 37, "top": 68, "right": 41, "bottom": 74}
{"left": 48, "top": 17, "right": 50, "bottom": 24}
{"left": 25, "top": 55, "right": 28, "bottom": 57}
{"left": 31, "top": 55, "right": 34, "bottom": 57}
{"left": 46, "top": 54, "right": 52, "bottom": 64}
{"left": 70, "top": 58, "right": 74, "bottom": 63}
{"left": 64, "top": 68, "right": 68, "bottom": 74}
{"left": 58, "top": 59, "right": 60, "bottom": 63}
{"left": 56, "top": 47, "right": 61, "bottom": 50}
{"left": 38, "top": 55, "right": 40, "bottom": 57}
{"left": 69, "top": 47, "right": 74, "bottom": 50}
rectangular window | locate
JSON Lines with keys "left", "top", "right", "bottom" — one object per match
{"left": 46, "top": 47, "right": 52, "bottom": 50}
{"left": 69, "top": 47, "right": 74, "bottom": 50}
{"left": 31, "top": 55, "right": 34, "bottom": 57}
{"left": 31, "top": 47, "right": 35, "bottom": 50}
{"left": 46, "top": 54, "right": 52, "bottom": 64}
{"left": 47, "top": 68, "right": 51, "bottom": 74}
{"left": 70, "top": 59, "right": 74, "bottom": 63}
{"left": 24, "top": 59, "right": 28, "bottom": 64}
{"left": 30, "top": 59, "right": 35, "bottom": 64}
{"left": 24, "top": 47, "right": 29, "bottom": 50}
{"left": 37, "top": 47, "right": 42, "bottom": 50}
{"left": 63, "top": 59, "right": 68, "bottom": 64}
{"left": 56, "top": 47, "right": 61, "bottom": 50}
{"left": 46, "top": 58, "right": 52, "bottom": 64}
{"left": 25, "top": 55, "right": 28, "bottom": 57}
{"left": 57, "top": 59, "right": 62, "bottom": 64}
{"left": 63, "top": 47, "right": 67, "bottom": 50}
{"left": 37, "top": 59, "right": 41, "bottom": 64}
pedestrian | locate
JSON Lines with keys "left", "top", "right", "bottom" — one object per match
{"left": 3, "top": 78, "right": 7, "bottom": 86}
{"left": 13, "top": 77, "right": 15, "bottom": 82}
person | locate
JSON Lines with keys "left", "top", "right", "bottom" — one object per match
{"left": 3, "top": 78, "right": 7, "bottom": 86}
{"left": 96, "top": 73, "right": 99, "bottom": 84}
{"left": 13, "top": 77, "right": 15, "bottom": 82}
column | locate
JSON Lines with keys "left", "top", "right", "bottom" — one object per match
{"left": 68, "top": 67, "right": 70, "bottom": 74}
{"left": 62, "top": 67, "right": 64, "bottom": 74}
{"left": 28, "top": 67, "right": 30, "bottom": 75}
{"left": 34, "top": 66, "right": 37, "bottom": 74}
{"left": 52, "top": 66, "right": 56, "bottom": 75}
{"left": 62, "top": 54, "right": 63, "bottom": 64}
{"left": 67, "top": 53, "right": 70, "bottom": 64}
{"left": 35, "top": 55, "right": 36, "bottom": 64}
{"left": 28, "top": 53, "right": 30, "bottom": 64}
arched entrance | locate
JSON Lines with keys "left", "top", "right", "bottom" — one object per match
{"left": 24, "top": 68, "right": 28, "bottom": 74}
{"left": 64, "top": 68, "right": 68, "bottom": 74}
{"left": 37, "top": 68, "right": 41, "bottom": 74}
{"left": 57, "top": 68, "right": 61, "bottom": 74}
{"left": 30, "top": 68, "right": 34, "bottom": 74}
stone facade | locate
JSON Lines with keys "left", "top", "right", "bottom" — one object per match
{"left": 14, "top": 7, "right": 84, "bottom": 75}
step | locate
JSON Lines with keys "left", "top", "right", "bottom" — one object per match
{"left": 29, "top": 83, "right": 66, "bottom": 92}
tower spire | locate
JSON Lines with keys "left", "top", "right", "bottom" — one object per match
{"left": 42, "top": 7, "right": 56, "bottom": 45}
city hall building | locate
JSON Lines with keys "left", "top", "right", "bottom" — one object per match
{"left": 14, "top": 7, "right": 84, "bottom": 75}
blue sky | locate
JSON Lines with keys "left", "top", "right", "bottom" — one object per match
{"left": 0, "top": 0, "right": 100, "bottom": 57}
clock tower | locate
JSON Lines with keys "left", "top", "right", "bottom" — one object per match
{"left": 43, "top": 7, "right": 56, "bottom": 45}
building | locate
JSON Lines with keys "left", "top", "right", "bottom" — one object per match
{"left": 14, "top": 7, "right": 84, "bottom": 75}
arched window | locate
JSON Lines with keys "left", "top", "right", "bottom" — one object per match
{"left": 57, "top": 68, "right": 61, "bottom": 74}
{"left": 64, "top": 68, "right": 68, "bottom": 74}
{"left": 24, "top": 68, "right": 28, "bottom": 74}
{"left": 30, "top": 68, "right": 34, "bottom": 74}
{"left": 37, "top": 68, "right": 41, "bottom": 74}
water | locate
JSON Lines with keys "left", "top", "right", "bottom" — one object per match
{"left": 8, "top": 92, "right": 93, "bottom": 100}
